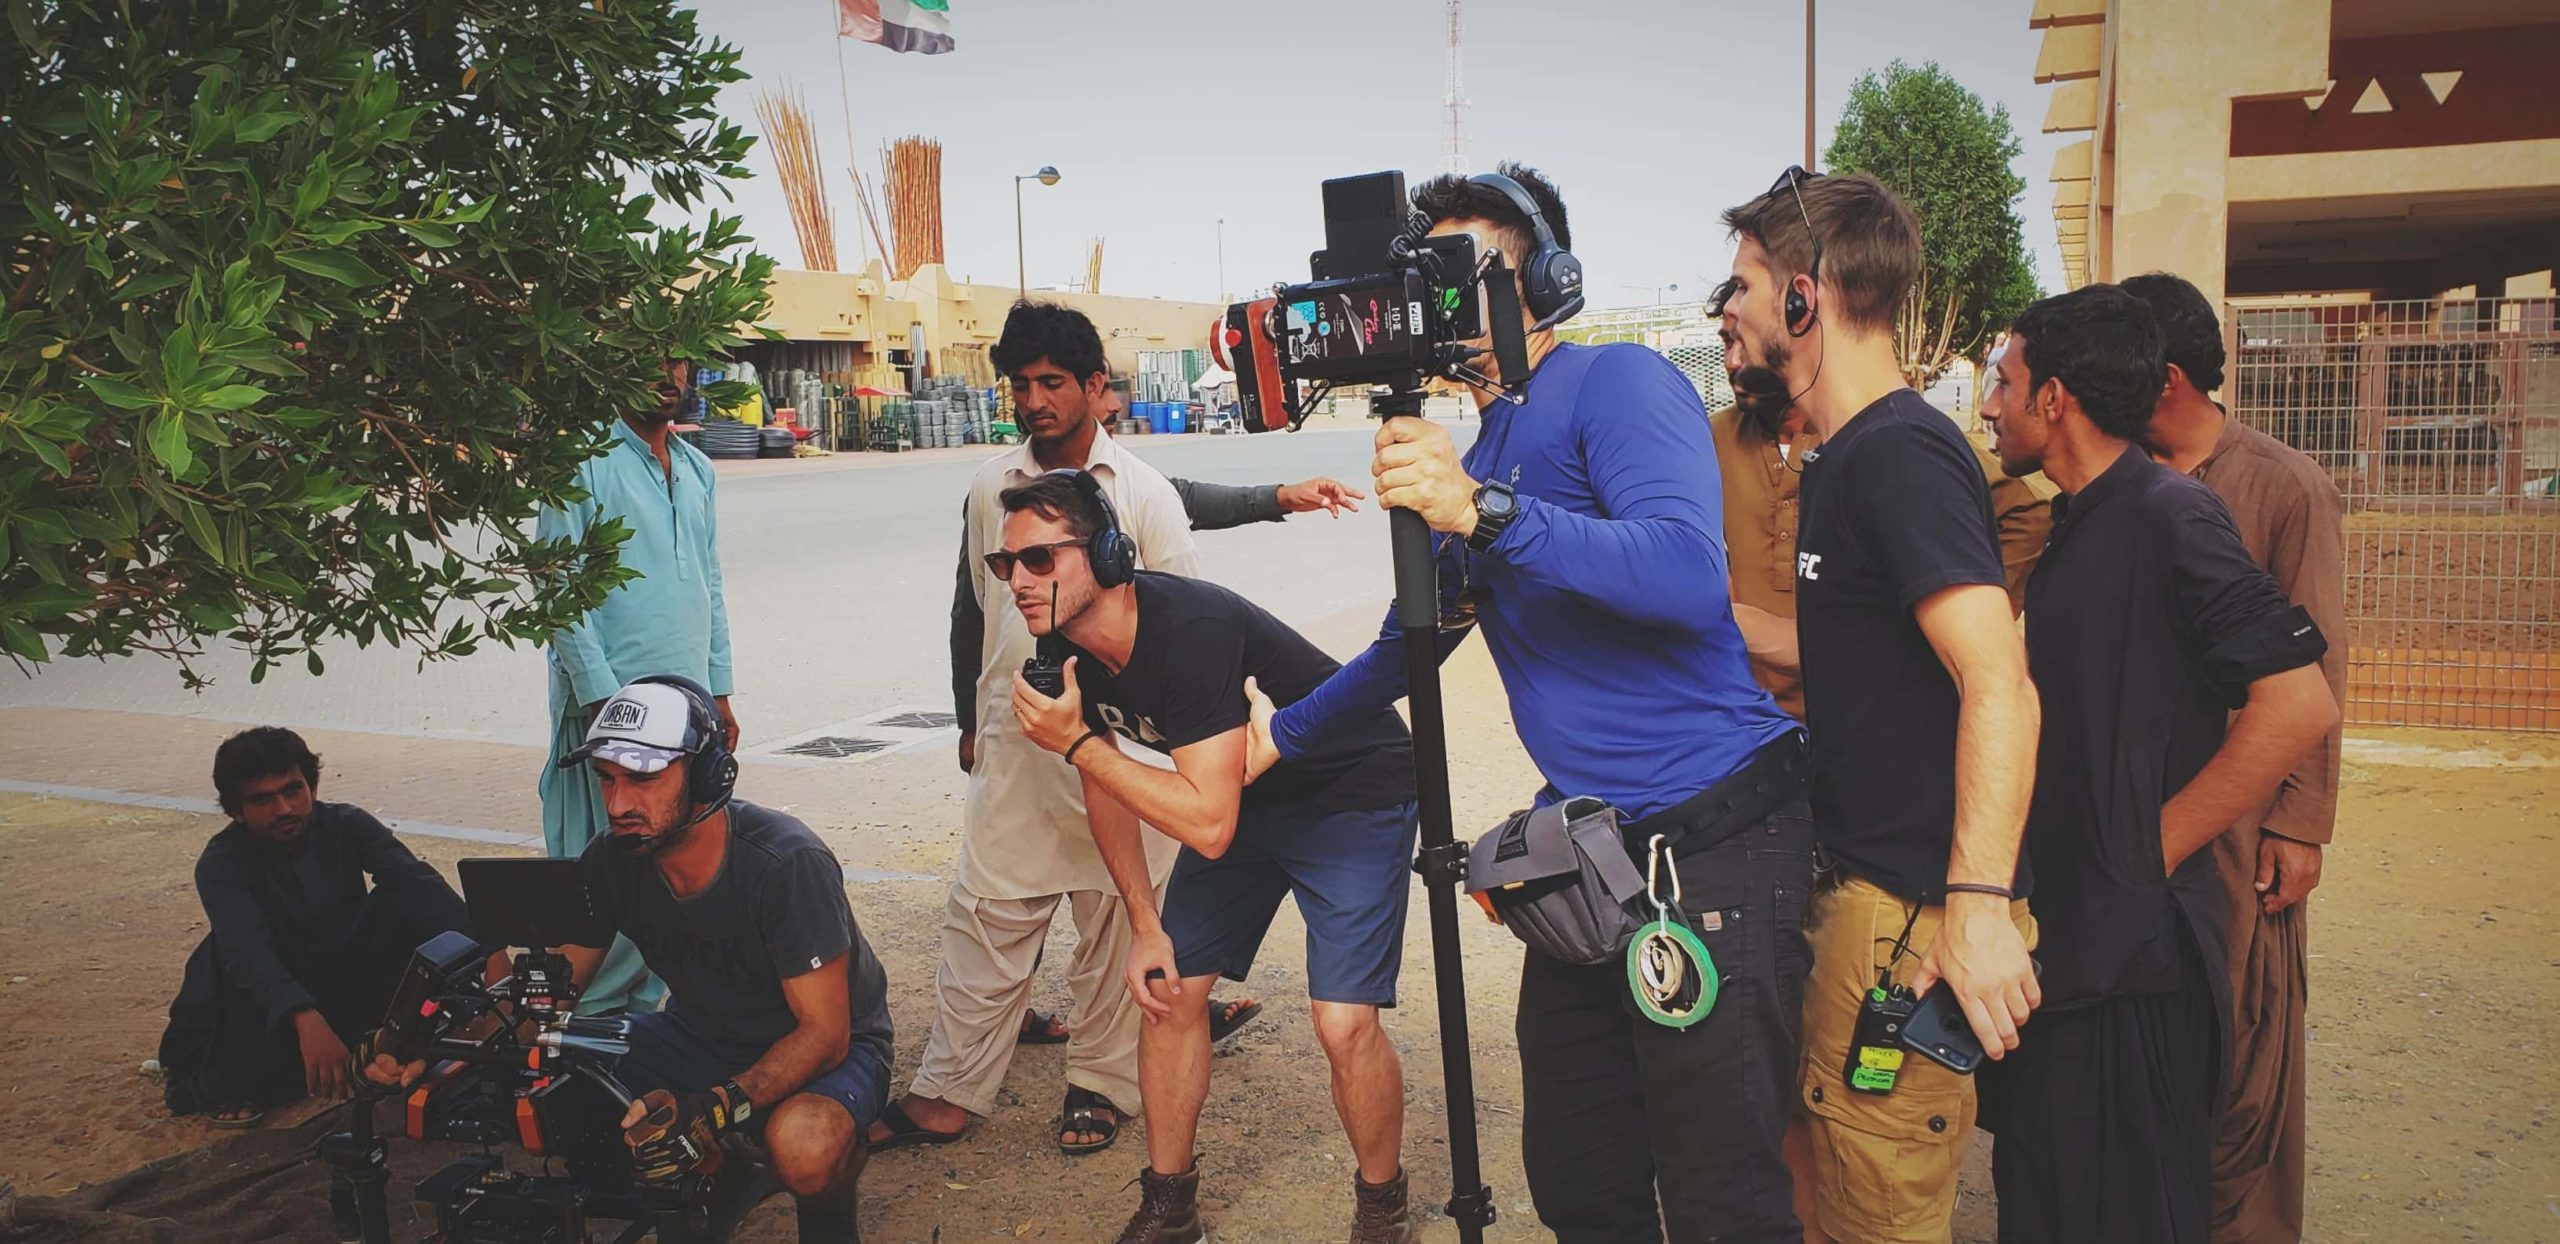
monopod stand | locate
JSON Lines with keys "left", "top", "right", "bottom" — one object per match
{"left": 1373, "top": 384, "right": 1496, "bottom": 1241}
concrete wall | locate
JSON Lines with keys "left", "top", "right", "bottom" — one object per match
{"left": 2097, "top": 0, "right": 2331, "bottom": 302}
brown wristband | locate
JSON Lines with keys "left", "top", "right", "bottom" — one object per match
{"left": 1063, "top": 730, "right": 1101, "bottom": 765}
{"left": 1942, "top": 882, "right": 2015, "bottom": 901}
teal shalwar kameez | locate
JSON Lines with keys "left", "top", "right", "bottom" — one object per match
{"left": 535, "top": 418, "right": 734, "bottom": 1014}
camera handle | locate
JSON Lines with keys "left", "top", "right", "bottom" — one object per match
{"left": 321, "top": 1083, "right": 394, "bottom": 1244}
{"left": 1374, "top": 388, "right": 1497, "bottom": 1240}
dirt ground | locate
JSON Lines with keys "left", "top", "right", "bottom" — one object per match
{"left": 1, "top": 643, "right": 2555, "bottom": 1241}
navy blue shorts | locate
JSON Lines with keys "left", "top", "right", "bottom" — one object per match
{"left": 611, "top": 1009, "right": 889, "bottom": 1134}
{"left": 1160, "top": 797, "right": 1418, "bottom": 1006}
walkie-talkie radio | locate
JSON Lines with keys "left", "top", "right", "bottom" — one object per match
{"left": 1022, "top": 583, "right": 1066, "bottom": 697}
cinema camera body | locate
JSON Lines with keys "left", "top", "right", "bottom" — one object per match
{"left": 1211, "top": 170, "right": 1534, "bottom": 431}
{"left": 322, "top": 858, "right": 715, "bottom": 1244}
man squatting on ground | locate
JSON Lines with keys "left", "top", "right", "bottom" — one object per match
{"left": 1978, "top": 284, "right": 2338, "bottom": 1243}
{"left": 1714, "top": 169, "right": 2046, "bottom": 1244}
{"left": 535, "top": 356, "right": 740, "bottom": 1016}
{"left": 1257, "top": 163, "right": 1816, "bottom": 1243}
{"left": 365, "top": 676, "right": 897, "bottom": 1244}
{"left": 2125, "top": 272, "right": 2347, "bottom": 1244}
{"left": 994, "top": 470, "right": 1426, "bottom": 1244}
{"left": 881, "top": 300, "right": 1359, "bottom": 1156}
{"left": 159, "top": 727, "right": 479, "bottom": 1128}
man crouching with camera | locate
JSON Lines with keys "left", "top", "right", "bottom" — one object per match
{"left": 367, "top": 675, "right": 893, "bottom": 1243}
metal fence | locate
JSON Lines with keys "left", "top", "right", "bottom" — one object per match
{"left": 1560, "top": 301, "right": 1734, "bottom": 411}
{"left": 2227, "top": 296, "right": 2560, "bottom": 731}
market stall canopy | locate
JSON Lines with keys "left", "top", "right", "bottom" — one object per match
{"left": 1192, "top": 366, "right": 1234, "bottom": 389}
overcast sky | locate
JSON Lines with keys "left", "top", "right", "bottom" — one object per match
{"left": 686, "top": 0, "right": 2065, "bottom": 309}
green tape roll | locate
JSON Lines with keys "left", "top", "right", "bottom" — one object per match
{"left": 1625, "top": 917, "right": 1718, "bottom": 1029}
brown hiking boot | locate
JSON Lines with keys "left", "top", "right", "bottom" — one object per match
{"left": 1348, "top": 1168, "right": 1418, "bottom": 1244}
{"left": 1113, "top": 1165, "right": 1204, "bottom": 1244}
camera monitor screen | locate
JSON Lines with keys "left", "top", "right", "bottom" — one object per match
{"left": 458, "top": 857, "right": 614, "bottom": 950}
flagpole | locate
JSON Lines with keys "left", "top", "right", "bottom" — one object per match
{"left": 832, "top": 20, "right": 869, "bottom": 269}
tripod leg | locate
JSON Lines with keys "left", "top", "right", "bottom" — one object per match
{"left": 1386, "top": 502, "right": 1494, "bottom": 1242}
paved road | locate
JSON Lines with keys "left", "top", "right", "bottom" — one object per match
{"left": 1, "top": 423, "right": 1472, "bottom": 753}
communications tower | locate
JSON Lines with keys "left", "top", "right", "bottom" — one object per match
{"left": 1442, "top": 0, "right": 1468, "bottom": 174}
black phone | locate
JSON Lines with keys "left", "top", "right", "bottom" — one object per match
{"left": 1900, "top": 984, "right": 1985, "bottom": 1074}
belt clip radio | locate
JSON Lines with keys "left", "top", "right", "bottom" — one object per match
{"left": 1844, "top": 981, "right": 1916, "bottom": 1095}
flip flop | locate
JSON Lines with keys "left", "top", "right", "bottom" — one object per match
{"left": 868, "top": 1100, "right": 968, "bottom": 1151}
{"left": 1058, "top": 1086, "right": 1123, "bottom": 1156}
{"left": 1209, "top": 997, "right": 1264, "bottom": 1043}
{"left": 1017, "top": 1007, "right": 1071, "bottom": 1045}
{"left": 208, "top": 1104, "right": 266, "bottom": 1130}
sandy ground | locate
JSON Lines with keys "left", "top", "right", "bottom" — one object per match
{"left": 1, "top": 640, "right": 2556, "bottom": 1241}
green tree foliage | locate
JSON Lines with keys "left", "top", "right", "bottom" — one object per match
{"left": 0, "top": 1, "right": 773, "bottom": 684}
{"left": 1826, "top": 60, "right": 2042, "bottom": 386}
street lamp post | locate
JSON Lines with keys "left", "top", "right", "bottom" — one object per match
{"left": 1015, "top": 165, "right": 1061, "bottom": 294}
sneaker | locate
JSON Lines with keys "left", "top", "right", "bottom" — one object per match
{"left": 1113, "top": 1164, "right": 1204, "bottom": 1244}
{"left": 1347, "top": 1168, "right": 1418, "bottom": 1244}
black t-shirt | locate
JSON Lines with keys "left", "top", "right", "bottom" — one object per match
{"left": 2023, "top": 445, "right": 2325, "bottom": 1012}
{"left": 579, "top": 801, "right": 894, "bottom": 1064}
{"left": 1795, "top": 389, "right": 2014, "bottom": 902}
{"left": 1065, "top": 572, "right": 1414, "bottom": 814}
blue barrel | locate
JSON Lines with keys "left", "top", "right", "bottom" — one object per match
{"left": 1148, "top": 402, "right": 1169, "bottom": 435}
{"left": 1167, "top": 403, "right": 1189, "bottom": 434}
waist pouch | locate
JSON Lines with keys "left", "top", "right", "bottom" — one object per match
{"left": 1464, "top": 796, "right": 1648, "bottom": 966}
{"left": 1461, "top": 732, "right": 1812, "bottom": 966}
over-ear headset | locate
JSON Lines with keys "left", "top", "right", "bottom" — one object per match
{"left": 630, "top": 673, "right": 738, "bottom": 813}
{"left": 1468, "top": 172, "right": 1584, "bottom": 330}
{"left": 1056, "top": 469, "right": 1137, "bottom": 589}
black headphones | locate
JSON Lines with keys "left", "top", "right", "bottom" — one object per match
{"left": 1469, "top": 172, "right": 1584, "bottom": 330}
{"left": 1054, "top": 469, "right": 1137, "bottom": 589}
{"left": 630, "top": 673, "right": 738, "bottom": 812}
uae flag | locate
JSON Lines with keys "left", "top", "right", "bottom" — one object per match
{"left": 838, "top": 0, "right": 954, "bottom": 55}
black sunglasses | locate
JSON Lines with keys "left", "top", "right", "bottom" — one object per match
{"left": 983, "top": 537, "right": 1089, "bottom": 580}
{"left": 1709, "top": 167, "right": 1826, "bottom": 320}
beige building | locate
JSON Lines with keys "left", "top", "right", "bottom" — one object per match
{"left": 2030, "top": 0, "right": 2557, "bottom": 303}
{"left": 2028, "top": 0, "right": 2560, "bottom": 732}
{"left": 750, "top": 260, "right": 1224, "bottom": 384}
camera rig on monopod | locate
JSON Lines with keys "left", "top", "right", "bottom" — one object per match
{"left": 1211, "top": 170, "right": 1550, "bottom": 1242}
{"left": 321, "top": 858, "right": 716, "bottom": 1244}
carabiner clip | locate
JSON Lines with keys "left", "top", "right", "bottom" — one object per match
{"left": 1644, "top": 832, "right": 1682, "bottom": 915}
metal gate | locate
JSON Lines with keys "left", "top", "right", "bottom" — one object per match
{"left": 2228, "top": 296, "right": 2560, "bottom": 731}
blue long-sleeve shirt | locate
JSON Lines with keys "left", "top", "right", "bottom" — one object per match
{"left": 536, "top": 418, "right": 735, "bottom": 718}
{"left": 1273, "top": 342, "right": 1795, "bottom": 819}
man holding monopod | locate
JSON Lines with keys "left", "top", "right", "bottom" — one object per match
{"left": 1253, "top": 163, "right": 1814, "bottom": 1244}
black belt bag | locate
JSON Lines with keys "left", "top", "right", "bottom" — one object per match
{"left": 1462, "top": 731, "right": 1811, "bottom": 966}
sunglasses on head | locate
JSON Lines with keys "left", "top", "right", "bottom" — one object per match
{"left": 984, "top": 537, "right": 1089, "bottom": 580}
{"left": 1710, "top": 167, "right": 1826, "bottom": 320}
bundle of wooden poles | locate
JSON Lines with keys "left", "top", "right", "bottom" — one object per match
{"left": 878, "top": 136, "right": 944, "bottom": 280}
{"left": 753, "top": 85, "right": 837, "bottom": 272}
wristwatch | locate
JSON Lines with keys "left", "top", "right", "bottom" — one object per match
{"left": 1467, "top": 480, "right": 1519, "bottom": 553}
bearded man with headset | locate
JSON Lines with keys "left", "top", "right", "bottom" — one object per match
{"left": 366, "top": 675, "right": 893, "bottom": 1243}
